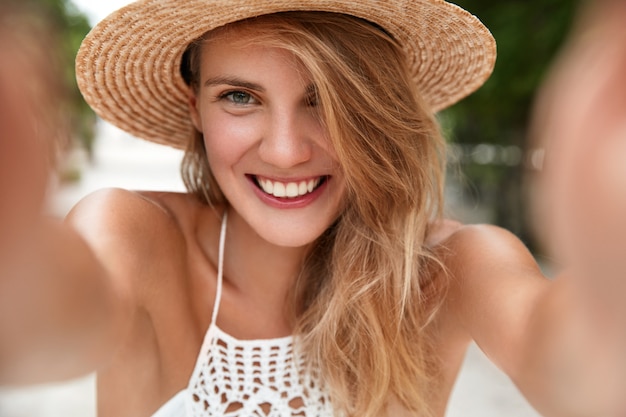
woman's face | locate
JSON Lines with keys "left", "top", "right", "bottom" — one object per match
{"left": 188, "top": 28, "right": 346, "bottom": 248}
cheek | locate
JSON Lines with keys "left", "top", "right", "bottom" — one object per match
{"left": 201, "top": 117, "right": 256, "bottom": 171}
{"left": 306, "top": 116, "right": 340, "bottom": 163}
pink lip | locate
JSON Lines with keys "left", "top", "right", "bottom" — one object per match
{"left": 247, "top": 175, "right": 329, "bottom": 209}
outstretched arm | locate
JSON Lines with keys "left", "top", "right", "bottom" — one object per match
{"left": 0, "top": 9, "right": 135, "bottom": 385}
{"left": 445, "top": 2, "right": 626, "bottom": 415}
{"left": 525, "top": 0, "right": 626, "bottom": 414}
{"left": 0, "top": 215, "right": 133, "bottom": 384}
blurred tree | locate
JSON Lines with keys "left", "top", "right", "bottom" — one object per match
{"left": 41, "top": 0, "right": 95, "bottom": 158}
{"left": 8, "top": 0, "right": 95, "bottom": 160}
{"left": 442, "top": 0, "right": 579, "bottom": 249}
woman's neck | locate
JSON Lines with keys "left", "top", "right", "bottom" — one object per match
{"left": 222, "top": 210, "right": 309, "bottom": 309}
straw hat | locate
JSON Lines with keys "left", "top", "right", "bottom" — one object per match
{"left": 76, "top": 0, "right": 496, "bottom": 149}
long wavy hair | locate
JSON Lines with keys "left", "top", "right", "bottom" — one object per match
{"left": 181, "top": 12, "right": 448, "bottom": 417}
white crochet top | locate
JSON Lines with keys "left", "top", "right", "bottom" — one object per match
{"left": 151, "top": 212, "right": 334, "bottom": 417}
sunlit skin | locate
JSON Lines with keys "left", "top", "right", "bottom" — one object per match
{"left": 188, "top": 31, "right": 346, "bottom": 253}
{"left": 0, "top": 38, "right": 50, "bottom": 250}
{"left": 0, "top": 24, "right": 562, "bottom": 417}
{"left": 185, "top": 27, "right": 549, "bottom": 417}
{"left": 2, "top": 8, "right": 626, "bottom": 417}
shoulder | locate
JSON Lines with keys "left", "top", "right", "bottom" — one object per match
{"left": 429, "top": 223, "right": 554, "bottom": 380}
{"left": 66, "top": 188, "right": 184, "bottom": 245}
{"left": 427, "top": 220, "right": 537, "bottom": 268}
{"left": 66, "top": 188, "right": 209, "bottom": 231}
{"left": 64, "top": 189, "right": 199, "bottom": 301}
{"left": 427, "top": 221, "right": 548, "bottom": 326}
{"left": 433, "top": 222, "right": 549, "bottom": 339}
{"left": 440, "top": 223, "right": 540, "bottom": 273}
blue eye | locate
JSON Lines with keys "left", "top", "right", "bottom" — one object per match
{"left": 221, "top": 90, "right": 256, "bottom": 105}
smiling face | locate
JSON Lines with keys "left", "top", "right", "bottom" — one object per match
{"left": 187, "top": 26, "right": 346, "bottom": 248}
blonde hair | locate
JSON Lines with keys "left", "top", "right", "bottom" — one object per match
{"left": 181, "top": 12, "right": 448, "bottom": 417}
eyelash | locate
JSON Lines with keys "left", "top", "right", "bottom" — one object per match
{"left": 218, "top": 90, "right": 257, "bottom": 105}
{"left": 216, "top": 89, "right": 319, "bottom": 108}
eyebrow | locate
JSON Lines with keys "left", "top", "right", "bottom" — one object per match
{"left": 203, "top": 76, "right": 264, "bottom": 92}
{"left": 203, "top": 76, "right": 317, "bottom": 98}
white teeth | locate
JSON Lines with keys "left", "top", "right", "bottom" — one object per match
{"left": 258, "top": 177, "right": 322, "bottom": 199}
{"left": 285, "top": 183, "right": 299, "bottom": 198}
{"left": 273, "top": 182, "right": 286, "bottom": 197}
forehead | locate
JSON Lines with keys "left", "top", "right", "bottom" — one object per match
{"left": 202, "top": 16, "right": 292, "bottom": 53}
{"left": 198, "top": 23, "right": 311, "bottom": 80}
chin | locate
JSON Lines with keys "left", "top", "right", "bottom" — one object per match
{"left": 256, "top": 223, "right": 329, "bottom": 249}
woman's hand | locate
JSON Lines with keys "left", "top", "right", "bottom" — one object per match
{"left": 528, "top": 1, "right": 626, "bottom": 414}
{"left": 531, "top": 0, "right": 626, "bottom": 278}
{"left": 0, "top": 29, "right": 53, "bottom": 256}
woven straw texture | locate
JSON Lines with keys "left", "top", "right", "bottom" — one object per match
{"left": 76, "top": 0, "right": 496, "bottom": 149}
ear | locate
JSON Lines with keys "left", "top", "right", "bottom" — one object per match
{"left": 187, "top": 91, "right": 203, "bottom": 133}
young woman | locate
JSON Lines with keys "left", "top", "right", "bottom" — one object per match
{"left": 1, "top": 1, "right": 625, "bottom": 417}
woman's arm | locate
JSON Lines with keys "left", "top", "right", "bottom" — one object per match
{"left": 0, "top": 186, "right": 183, "bottom": 385}
{"left": 0, "top": 6, "right": 145, "bottom": 385}
{"left": 524, "top": 0, "right": 626, "bottom": 413}
{"left": 442, "top": 224, "right": 624, "bottom": 417}
{"left": 0, "top": 190, "right": 141, "bottom": 385}
{"left": 446, "top": 1, "right": 626, "bottom": 414}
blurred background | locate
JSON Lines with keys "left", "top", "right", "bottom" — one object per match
{"left": 0, "top": 0, "right": 581, "bottom": 416}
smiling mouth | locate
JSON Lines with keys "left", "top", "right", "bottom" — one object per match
{"left": 253, "top": 175, "right": 328, "bottom": 199}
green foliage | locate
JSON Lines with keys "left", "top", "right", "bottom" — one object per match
{"left": 47, "top": 0, "right": 96, "bottom": 154}
{"left": 444, "top": 0, "right": 579, "bottom": 145}
{"left": 441, "top": 0, "right": 580, "bottom": 244}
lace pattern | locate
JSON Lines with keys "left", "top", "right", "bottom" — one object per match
{"left": 185, "top": 212, "right": 335, "bottom": 416}
{"left": 188, "top": 327, "right": 333, "bottom": 416}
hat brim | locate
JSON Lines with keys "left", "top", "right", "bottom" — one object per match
{"left": 76, "top": 0, "right": 496, "bottom": 149}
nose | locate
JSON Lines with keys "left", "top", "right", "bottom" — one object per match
{"left": 258, "top": 108, "right": 313, "bottom": 168}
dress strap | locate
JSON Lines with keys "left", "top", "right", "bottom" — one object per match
{"left": 210, "top": 211, "right": 228, "bottom": 328}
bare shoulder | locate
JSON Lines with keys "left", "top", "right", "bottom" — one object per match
{"left": 66, "top": 188, "right": 184, "bottom": 243}
{"left": 64, "top": 189, "right": 197, "bottom": 303}
{"left": 428, "top": 221, "right": 548, "bottom": 323}
{"left": 435, "top": 222, "right": 549, "bottom": 338}
{"left": 440, "top": 223, "right": 539, "bottom": 271}
{"left": 427, "top": 220, "right": 535, "bottom": 265}
{"left": 430, "top": 223, "right": 553, "bottom": 380}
